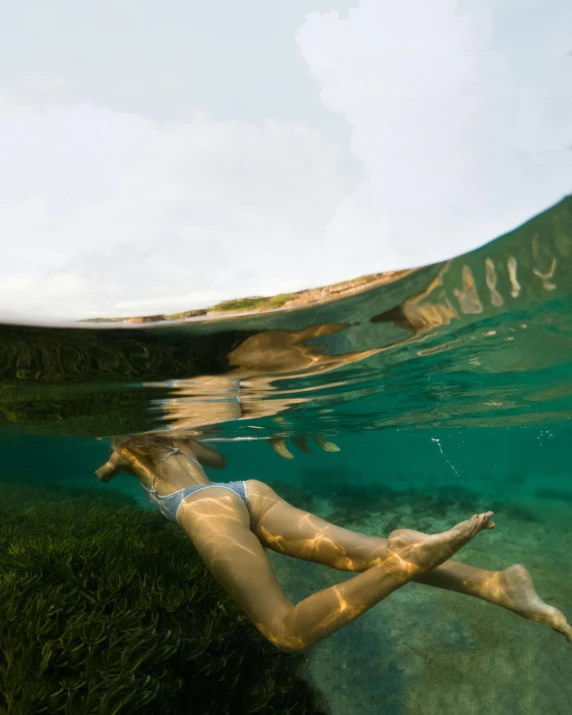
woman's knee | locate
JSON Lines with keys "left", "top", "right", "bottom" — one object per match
{"left": 256, "top": 608, "right": 307, "bottom": 653}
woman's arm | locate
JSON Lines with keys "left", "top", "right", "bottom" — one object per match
{"left": 186, "top": 439, "right": 228, "bottom": 470}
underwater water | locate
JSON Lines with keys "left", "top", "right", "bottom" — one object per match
{"left": 1, "top": 196, "right": 572, "bottom": 714}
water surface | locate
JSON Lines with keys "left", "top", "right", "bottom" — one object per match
{"left": 1, "top": 196, "right": 571, "bottom": 714}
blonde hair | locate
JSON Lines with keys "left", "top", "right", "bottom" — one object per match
{"left": 111, "top": 430, "right": 202, "bottom": 467}
{"left": 110, "top": 434, "right": 170, "bottom": 472}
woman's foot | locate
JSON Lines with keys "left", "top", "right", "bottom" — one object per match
{"left": 494, "top": 564, "right": 572, "bottom": 642}
{"left": 384, "top": 512, "right": 495, "bottom": 580}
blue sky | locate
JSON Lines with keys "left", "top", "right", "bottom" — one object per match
{"left": 0, "top": 0, "right": 570, "bottom": 319}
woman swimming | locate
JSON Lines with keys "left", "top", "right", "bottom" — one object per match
{"left": 96, "top": 434, "right": 572, "bottom": 652}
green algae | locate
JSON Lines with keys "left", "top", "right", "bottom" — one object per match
{"left": 0, "top": 483, "right": 324, "bottom": 715}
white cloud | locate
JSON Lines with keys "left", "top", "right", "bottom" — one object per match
{"left": 0, "top": 102, "right": 353, "bottom": 318}
{"left": 296, "top": 0, "right": 571, "bottom": 266}
{"left": 0, "top": 0, "right": 570, "bottom": 320}
{"left": 17, "top": 72, "right": 67, "bottom": 93}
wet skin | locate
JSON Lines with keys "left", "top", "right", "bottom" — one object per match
{"left": 96, "top": 436, "right": 572, "bottom": 651}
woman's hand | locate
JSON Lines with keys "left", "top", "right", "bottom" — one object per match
{"left": 95, "top": 446, "right": 140, "bottom": 483}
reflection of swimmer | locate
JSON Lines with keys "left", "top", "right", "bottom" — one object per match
{"left": 163, "top": 323, "right": 379, "bottom": 431}
{"left": 202, "top": 432, "right": 340, "bottom": 460}
{"left": 96, "top": 435, "right": 572, "bottom": 652}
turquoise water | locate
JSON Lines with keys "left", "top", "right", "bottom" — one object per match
{"left": 1, "top": 196, "right": 572, "bottom": 713}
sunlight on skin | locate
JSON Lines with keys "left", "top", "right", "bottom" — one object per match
{"left": 101, "top": 446, "right": 498, "bottom": 651}
{"left": 299, "top": 585, "right": 370, "bottom": 634}
{"left": 266, "top": 512, "right": 508, "bottom": 646}
{"left": 256, "top": 621, "right": 306, "bottom": 654}
{"left": 258, "top": 513, "right": 457, "bottom": 581}
{"left": 95, "top": 436, "right": 572, "bottom": 650}
{"left": 259, "top": 518, "right": 363, "bottom": 572}
{"left": 380, "top": 549, "right": 423, "bottom": 581}
{"left": 268, "top": 571, "right": 402, "bottom": 652}
{"left": 254, "top": 496, "right": 572, "bottom": 643}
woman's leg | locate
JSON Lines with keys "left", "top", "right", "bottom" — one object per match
{"left": 248, "top": 482, "right": 572, "bottom": 641}
{"left": 177, "top": 488, "right": 493, "bottom": 652}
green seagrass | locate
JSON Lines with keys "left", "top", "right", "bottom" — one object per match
{"left": 0, "top": 482, "right": 324, "bottom": 715}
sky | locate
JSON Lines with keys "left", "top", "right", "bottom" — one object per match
{"left": 0, "top": 0, "right": 570, "bottom": 320}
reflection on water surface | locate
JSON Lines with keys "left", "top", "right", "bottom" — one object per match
{"left": 1, "top": 198, "right": 572, "bottom": 715}
{"left": 1, "top": 195, "right": 571, "bottom": 440}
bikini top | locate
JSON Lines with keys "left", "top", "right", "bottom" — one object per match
{"left": 141, "top": 445, "right": 200, "bottom": 498}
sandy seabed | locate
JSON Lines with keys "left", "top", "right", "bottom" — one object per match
{"left": 269, "top": 492, "right": 572, "bottom": 715}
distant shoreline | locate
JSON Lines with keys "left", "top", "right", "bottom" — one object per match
{"left": 83, "top": 268, "right": 414, "bottom": 324}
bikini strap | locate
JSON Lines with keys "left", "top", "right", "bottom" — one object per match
{"left": 160, "top": 446, "right": 185, "bottom": 466}
{"left": 147, "top": 442, "right": 200, "bottom": 494}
